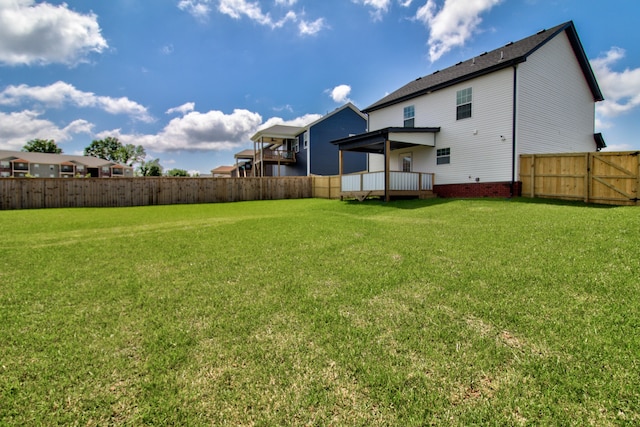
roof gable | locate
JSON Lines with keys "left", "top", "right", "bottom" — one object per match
{"left": 364, "top": 21, "right": 602, "bottom": 113}
{"left": 306, "top": 102, "right": 367, "bottom": 129}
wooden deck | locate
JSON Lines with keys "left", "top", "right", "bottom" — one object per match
{"left": 339, "top": 171, "right": 435, "bottom": 200}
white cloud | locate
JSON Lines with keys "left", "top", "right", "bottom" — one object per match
{"left": 179, "top": 0, "right": 324, "bottom": 36}
{"left": 166, "top": 102, "right": 196, "bottom": 115}
{"left": 601, "top": 143, "right": 634, "bottom": 152}
{"left": 258, "top": 113, "right": 323, "bottom": 131}
{"left": 0, "top": 110, "right": 92, "bottom": 150}
{"left": 354, "top": 0, "right": 412, "bottom": 21}
{"left": 328, "top": 84, "right": 352, "bottom": 104}
{"left": 299, "top": 18, "right": 326, "bottom": 36}
{"left": 177, "top": 0, "right": 212, "bottom": 21}
{"left": 161, "top": 44, "right": 174, "bottom": 55}
{"left": 354, "top": 0, "right": 391, "bottom": 21}
{"left": 218, "top": 0, "right": 298, "bottom": 29}
{"left": 0, "top": 81, "right": 154, "bottom": 123}
{"left": 106, "top": 109, "right": 264, "bottom": 152}
{"left": 0, "top": 0, "right": 107, "bottom": 66}
{"left": 591, "top": 47, "right": 640, "bottom": 121}
{"left": 415, "top": 0, "right": 502, "bottom": 62}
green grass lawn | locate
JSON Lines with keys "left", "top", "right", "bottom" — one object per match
{"left": 1, "top": 198, "right": 638, "bottom": 426}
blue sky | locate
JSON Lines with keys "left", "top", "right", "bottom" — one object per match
{"left": 1, "top": 0, "right": 638, "bottom": 175}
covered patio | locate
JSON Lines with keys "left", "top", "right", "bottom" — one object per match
{"left": 332, "top": 127, "right": 440, "bottom": 201}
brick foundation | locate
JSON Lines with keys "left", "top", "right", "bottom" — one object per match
{"left": 434, "top": 181, "right": 522, "bottom": 198}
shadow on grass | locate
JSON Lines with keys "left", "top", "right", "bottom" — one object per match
{"left": 340, "top": 196, "right": 621, "bottom": 210}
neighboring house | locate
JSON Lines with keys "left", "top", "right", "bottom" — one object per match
{"left": 241, "top": 103, "right": 367, "bottom": 177}
{"left": 333, "top": 21, "right": 604, "bottom": 199}
{"left": 231, "top": 149, "right": 255, "bottom": 177}
{"left": 211, "top": 165, "right": 234, "bottom": 177}
{"left": 0, "top": 150, "right": 134, "bottom": 178}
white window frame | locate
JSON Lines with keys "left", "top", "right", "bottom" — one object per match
{"left": 456, "top": 88, "right": 472, "bottom": 120}
{"left": 403, "top": 105, "right": 415, "bottom": 127}
{"left": 437, "top": 148, "right": 451, "bottom": 165}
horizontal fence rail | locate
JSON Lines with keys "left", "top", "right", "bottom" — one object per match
{"left": 0, "top": 177, "right": 316, "bottom": 210}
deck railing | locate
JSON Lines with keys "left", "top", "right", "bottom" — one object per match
{"left": 256, "top": 149, "right": 296, "bottom": 162}
{"left": 341, "top": 171, "right": 434, "bottom": 192}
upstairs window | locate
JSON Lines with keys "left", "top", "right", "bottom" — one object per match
{"left": 437, "top": 148, "right": 451, "bottom": 165}
{"left": 456, "top": 88, "right": 472, "bottom": 120}
{"left": 403, "top": 105, "right": 415, "bottom": 127}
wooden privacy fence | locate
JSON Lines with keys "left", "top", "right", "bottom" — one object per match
{"left": 520, "top": 151, "right": 639, "bottom": 206}
{"left": 0, "top": 177, "right": 318, "bottom": 210}
{"left": 311, "top": 175, "right": 341, "bottom": 200}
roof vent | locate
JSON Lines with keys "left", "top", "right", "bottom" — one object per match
{"left": 415, "top": 76, "right": 422, "bottom": 81}
{"left": 537, "top": 28, "right": 546, "bottom": 35}
{"left": 499, "top": 51, "right": 504, "bottom": 61}
{"left": 479, "top": 51, "right": 488, "bottom": 56}
{"left": 505, "top": 41, "right": 513, "bottom": 47}
{"left": 455, "top": 61, "right": 463, "bottom": 66}
{"left": 433, "top": 70, "right": 440, "bottom": 74}
{"left": 472, "top": 57, "right": 476, "bottom": 65}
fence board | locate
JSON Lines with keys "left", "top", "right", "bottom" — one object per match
{"left": 0, "top": 176, "right": 333, "bottom": 210}
{"left": 520, "top": 151, "right": 639, "bottom": 206}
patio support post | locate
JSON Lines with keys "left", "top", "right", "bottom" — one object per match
{"left": 384, "top": 139, "right": 391, "bottom": 202}
{"left": 338, "top": 149, "right": 344, "bottom": 201}
{"left": 253, "top": 139, "right": 257, "bottom": 177}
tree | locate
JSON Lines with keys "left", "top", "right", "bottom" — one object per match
{"left": 118, "top": 144, "right": 146, "bottom": 166}
{"left": 23, "top": 139, "right": 62, "bottom": 154}
{"left": 166, "top": 168, "right": 189, "bottom": 177}
{"left": 138, "top": 159, "right": 163, "bottom": 176}
{"left": 84, "top": 137, "right": 146, "bottom": 166}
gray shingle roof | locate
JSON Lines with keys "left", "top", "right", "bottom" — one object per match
{"left": 0, "top": 150, "right": 129, "bottom": 168}
{"left": 364, "top": 21, "right": 603, "bottom": 113}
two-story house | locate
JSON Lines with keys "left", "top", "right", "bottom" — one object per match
{"left": 333, "top": 21, "right": 604, "bottom": 200}
{"left": 235, "top": 103, "right": 367, "bottom": 177}
{"left": 0, "top": 150, "right": 134, "bottom": 178}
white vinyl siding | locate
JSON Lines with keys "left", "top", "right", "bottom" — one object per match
{"left": 368, "top": 67, "right": 513, "bottom": 184}
{"left": 516, "top": 31, "right": 596, "bottom": 156}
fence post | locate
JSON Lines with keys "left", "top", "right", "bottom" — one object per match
{"left": 530, "top": 155, "right": 535, "bottom": 198}
{"left": 586, "top": 153, "right": 592, "bottom": 204}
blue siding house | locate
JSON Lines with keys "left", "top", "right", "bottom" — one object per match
{"left": 249, "top": 103, "right": 367, "bottom": 177}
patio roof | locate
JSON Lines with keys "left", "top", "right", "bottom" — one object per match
{"left": 234, "top": 149, "right": 255, "bottom": 160}
{"left": 332, "top": 127, "right": 441, "bottom": 153}
{"left": 250, "top": 124, "right": 305, "bottom": 144}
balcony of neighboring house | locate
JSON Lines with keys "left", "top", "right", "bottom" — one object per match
{"left": 233, "top": 149, "right": 255, "bottom": 177}
{"left": 60, "top": 162, "right": 75, "bottom": 178}
{"left": 251, "top": 124, "right": 304, "bottom": 177}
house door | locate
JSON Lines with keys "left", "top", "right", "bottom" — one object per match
{"left": 401, "top": 153, "right": 412, "bottom": 172}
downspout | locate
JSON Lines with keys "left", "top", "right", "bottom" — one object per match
{"left": 510, "top": 65, "right": 518, "bottom": 198}
{"left": 306, "top": 131, "right": 311, "bottom": 176}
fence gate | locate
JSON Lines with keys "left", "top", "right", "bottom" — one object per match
{"left": 589, "top": 152, "right": 639, "bottom": 205}
{"left": 520, "top": 151, "right": 639, "bottom": 206}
